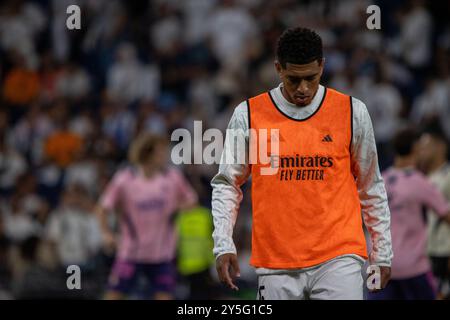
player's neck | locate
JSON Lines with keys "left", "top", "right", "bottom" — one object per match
{"left": 140, "top": 166, "right": 158, "bottom": 179}
{"left": 281, "top": 86, "right": 319, "bottom": 108}
{"left": 393, "top": 156, "right": 415, "bottom": 169}
{"left": 428, "top": 156, "right": 447, "bottom": 173}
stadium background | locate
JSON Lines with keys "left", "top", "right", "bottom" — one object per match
{"left": 0, "top": 0, "right": 449, "bottom": 299}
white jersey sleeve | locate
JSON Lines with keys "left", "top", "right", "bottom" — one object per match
{"left": 211, "top": 101, "right": 250, "bottom": 258}
{"left": 351, "top": 97, "right": 393, "bottom": 267}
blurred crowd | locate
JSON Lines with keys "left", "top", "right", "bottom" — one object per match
{"left": 0, "top": 0, "right": 449, "bottom": 299}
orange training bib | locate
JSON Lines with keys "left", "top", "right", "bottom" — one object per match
{"left": 248, "top": 87, "right": 368, "bottom": 269}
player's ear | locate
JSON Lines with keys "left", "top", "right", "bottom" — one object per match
{"left": 318, "top": 58, "right": 325, "bottom": 76}
{"left": 274, "top": 60, "right": 283, "bottom": 74}
{"left": 318, "top": 58, "right": 325, "bottom": 69}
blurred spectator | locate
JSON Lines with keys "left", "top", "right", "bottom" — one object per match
{"left": 38, "top": 52, "right": 61, "bottom": 103}
{"left": 69, "top": 107, "right": 96, "bottom": 140}
{"left": 136, "top": 101, "right": 168, "bottom": 136}
{"left": 55, "top": 62, "right": 91, "bottom": 100}
{"left": 417, "top": 122, "right": 450, "bottom": 299}
{"left": 11, "top": 236, "right": 64, "bottom": 299}
{"left": 0, "top": 215, "right": 12, "bottom": 299}
{"left": 14, "top": 172, "right": 49, "bottom": 228}
{"left": 0, "top": 132, "right": 27, "bottom": 196}
{"left": 45, "top": 184, "right": 101, "bottom": 267}
{"left": 1, "top": 195, "right": 41, "bottom": 244}
{"left": 365, "top": 64, "right": 405, "bottom": 169}
{"left": 107, "top": 43, "right": 160, "bottom": 103}
{"left": 43, "top": 105, "right": 83, "bottom": 168}
{"left": 410, "top": 76, "right": 450, "bottom": 139}
{"left": 207, "top": 0, "right": 259, "bottom": 71}
{"left": 369, "top": 128, "right": 450, "bottom": 300}
{"left": 101, "top": 99, "right": 136, "bottom": 151}
{"left": 2, "top": 52, "right": 40, "bottom": 107}
{"left": 64, "top": 146, "right": 100, "bottom": 197}
{"left": 7, "top": 103, "right": 55, "bottom": 165}
{"left": 0, "top": 0, "right": 46, "bottom": 69}
{"left": 397, "top": 0, "right": 433, "bottom": 70}
{"left": 35, "top": 161, "right": 65, "bottom": 209}
{"left": 178, "top": 0, "right": 217, "bottom": 45}
{"left": 0, "top": 109, "right": 8, "bottom": 134}
{"left": 150, "top": 3, "right": 182, "bottom": 54}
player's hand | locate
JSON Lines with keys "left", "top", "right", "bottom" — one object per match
{"left": 369, "top": 266, "right": 391, "bottom": 292}
{"left": 216, "top": 253, "right": 241, "bottom": 291}
{"left": 102, "top": 231, "right": 116, "bottom": 254}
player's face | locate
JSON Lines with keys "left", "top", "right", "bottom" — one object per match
{"left": 151, "top": 143, "right": 169, "bottom": 170}
{"left": 416, "top": 134, "right": 437, "bottom": 170}
{"left": 275, "top": 59, "right": 324, "bottom": 107}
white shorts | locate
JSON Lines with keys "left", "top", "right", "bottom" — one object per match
{"left": 256, "top": 256, "right": 364, "bottom": 300}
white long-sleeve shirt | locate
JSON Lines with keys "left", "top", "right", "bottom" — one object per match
{"left": 211, "top": 83, "right": 393, "bottom": 275}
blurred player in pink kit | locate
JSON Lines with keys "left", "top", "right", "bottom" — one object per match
{"left": 369, "top": 128, "right": 450, "bottom": 300}
{"left": 96, "top": 133, "right": 198, "bottom": 300}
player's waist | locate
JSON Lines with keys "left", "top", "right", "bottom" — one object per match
{"left": 254, "top": 254, "right": 366, "bottom": 275}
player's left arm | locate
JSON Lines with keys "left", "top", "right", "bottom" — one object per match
{"left": 442, "top": 174, "right": 450, "bottom": 224}
{"left": 350, "top": 97, "right": 393, "bottom": 290}
{"left": 173, "top": 167, "right": 199, "bottom": 211}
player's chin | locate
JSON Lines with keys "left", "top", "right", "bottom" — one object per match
{"left": 294, "top": 97, "right": 311, "bottom": 106}
{"left": 295, "top": 102, "right": 310, "bottom": 107}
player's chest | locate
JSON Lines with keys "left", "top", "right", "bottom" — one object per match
{"left": 121, "top": 179, "right": 175, "bottom": 214}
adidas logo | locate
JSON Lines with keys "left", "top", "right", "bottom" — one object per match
{"left": 322, "top": 135, "right": 333, "bottom": 142}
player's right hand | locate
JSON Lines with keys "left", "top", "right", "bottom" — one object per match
{"left": 216, "top": 253, "right": 240, "bottom": 291}
{"left": 102, "top": 231, "right": 116, "bottom": 254}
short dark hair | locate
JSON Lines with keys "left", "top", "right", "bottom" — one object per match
{"left": 393, "top": 127, "right": 420, "bottom": 156}
{"left": 276, "top": 27, "right": 323, "bottom": 68}
{"left": 421, "top": 118, "right": 449, "bottom": 144}
{"left": 421, "top": 118, "right": 449, "bottom": 154}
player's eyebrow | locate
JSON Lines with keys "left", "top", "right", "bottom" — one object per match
{"left": 287, "top": 73, "right": 319, "bottom": 80}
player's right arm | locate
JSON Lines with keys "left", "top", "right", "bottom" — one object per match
{"left": 95, "top": 205, "right": 116, "bottom": 254}
{"left": 440, "top": 172, "right": 450, "bottom": 224}
{"left": 211, "top": 101, "right": 250, "bottom": 290}
{"left": 417, "top": 174, "right": 450, "bottom": 224}
{"left": 95, "top": 169, "right": 127, "bottom": 253}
